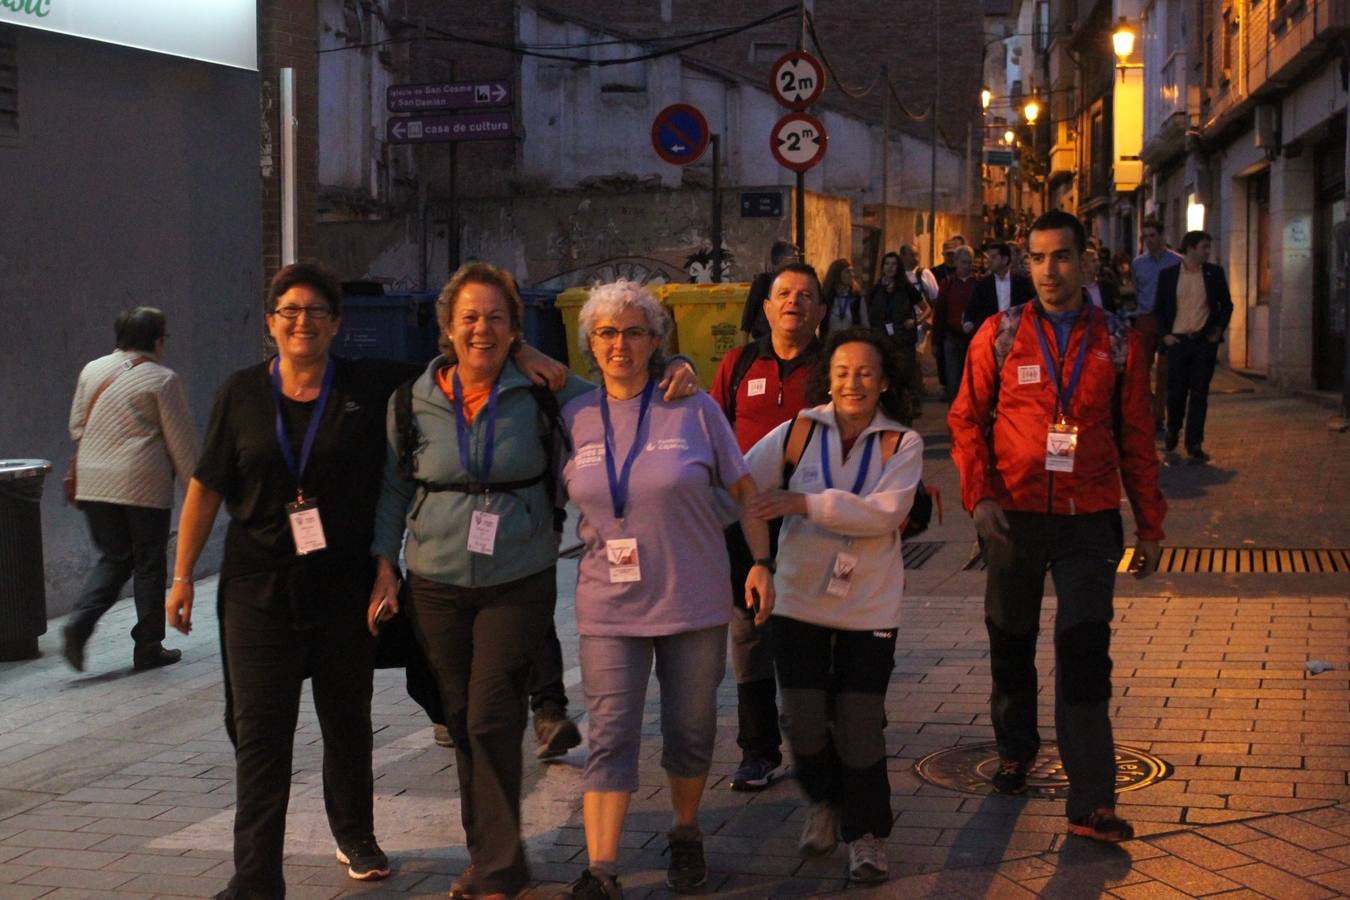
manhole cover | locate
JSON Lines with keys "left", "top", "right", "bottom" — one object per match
{"left": 913, "top": 742, "right": 1171, "bottom": 798}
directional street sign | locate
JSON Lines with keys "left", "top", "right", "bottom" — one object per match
{"left": 985, "top": 148, "right": 1014, "bottom": 167}
{"left": 770, "top": 112, "right": 828, "bottom": 172}
{"left": 387, "top": 80, "right": 512, "bottom": 113}
{"left": 386, "top": 111, "right": 514, "bottom": 144}
{"left": 650, "top": 103, "right": 710, "bottom": 166}
{"left": 769, "top": 51, "right": 826, "bottom": 111}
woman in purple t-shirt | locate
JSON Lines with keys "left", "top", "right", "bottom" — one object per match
{"left": 557, "top": 281, "right": 774, "bottom": 899}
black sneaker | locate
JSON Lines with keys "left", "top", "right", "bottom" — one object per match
{"left": 1068, "top": 808, "right": 1135, "bottom": 842}
{"left": 535, "top": 704, "right": 582, "bottom": 759}
{"left": 991, "top": 758, "right": 1029, "bottom": 795}
{"left": 62, "top": 624, "right": 86, "bottom": 673}
{"left": 335, "top": 839, "right": 390, "bottom": 880}
{"left": 1164, "top": 430, "right": 1180, "bottom": 452}
{"left": 553, "top": 868, "right": 623, "bottom": 899}
{"left": 1187, "top": 446, "right": 1210, "bottom": 464}
{"left": 730, "top": 757, "right": 782, "bottom": 792}
{"left": 665, "top": 832, "right": 707, "bottom": 893}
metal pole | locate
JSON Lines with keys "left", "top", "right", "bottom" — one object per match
{"left": 1340, "top": 110, "right": 1350, "bottom": 428}
{"left": 711, "top": 134, "right": 723, "bottom": 283}
{"left": 796, "top": 2, "right": 808, "bottom": 260}
{"left": 279, "top": 68, "right": 297, "bottom": 266}
{"left": 929, "top": 0, "right": 940, "bottom": 267}
{"left": 880, "top": 63, "right": 889, "bottom": 274}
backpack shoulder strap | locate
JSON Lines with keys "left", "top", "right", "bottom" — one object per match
{"left": 991, "top": 302, "right": 1027, "bottom": 376}
{"left": 725, "top": 341, "right": 761, "bottom": 423}
{"left": 780, "top": 414, "right": 818, "bottom": 489}
{"left": 877, "top": 428, "right": 903, "bottom": 465}
{"left": 529, "top": 383, "right": 571, "bottom": 533}
{"left": 394, "top": 378, "right": 417, "bottom": 481}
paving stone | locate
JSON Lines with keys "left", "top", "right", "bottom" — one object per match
{"left": 1223, "top": 862, "right": 1339, "bottom": 899}
{"left": 1147, "top": 831, "right": 1254, "bottom": 870}
{"left": 1133, "top": 854, "right": 1243, "bottom": 894}
{"left": 1235, "top": 837, "right": 1344, "bottom": 876}
{"left": 15, "top": 865, "right": 138, "bottom": 890}
{"left": 1106, "top": 879, "right": 1195, "bottom": 899}
{"left": 8, "top": 848, "right": 125, "bottom": 871}
{"left": 1248, "top": 814, "right": 1350, "bottom": 850}
{"left": 0, "top": 885, "right": 52, "bottom": 899}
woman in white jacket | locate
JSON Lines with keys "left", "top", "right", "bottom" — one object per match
{"left": 743, "top": 326, "right": 922, "bottom": 886}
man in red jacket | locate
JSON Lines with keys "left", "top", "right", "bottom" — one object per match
{"left": 948, "top": 210, "right": 1166, "bottom": 843}
{"left": 712, "top": 262, "right": 824, "bottom": 792}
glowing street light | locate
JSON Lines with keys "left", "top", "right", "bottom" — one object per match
{"left": 1003, "top": 129, "right": 1016, "bottom": 145}
{"left": 1022, "top": 97, "right": 1040, "bottom": 124}
{"left": 981, "top": 86, "right": 992, "bottom": 110}
{"left": 1112, "top": 17, "right": 1136, "bottom": 63}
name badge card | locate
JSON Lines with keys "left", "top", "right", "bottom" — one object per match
{"left": 606, "top": 538, "right": 641, "bottom": 583}
{"left": 286, "top": 497, "right": 328, "bottom": 555}
{"left": 746, "top": 378, "right": 767, "bottom": 397}
{"left": 468, "top": 509, "right": 500, "bottom": 555}
{"left": 1045, "top": 422, "right": 1078, "bottom": 472}
{"left": 885, "top": 322, "right": 896, "bottom": 335}
{"left": 825, "top": 551, "right": 859, "bottom": 597}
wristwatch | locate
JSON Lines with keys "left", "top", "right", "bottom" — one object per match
{"left": 753, "top": 557, "right": 777, "bottom": 573}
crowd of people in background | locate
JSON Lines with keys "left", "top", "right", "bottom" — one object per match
{"left": 61, "top": 208, "right": 1236, "bottom": 899}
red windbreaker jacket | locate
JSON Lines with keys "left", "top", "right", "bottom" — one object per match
{"left": 948, "top": 301, "right": 1166, "bottom": 540}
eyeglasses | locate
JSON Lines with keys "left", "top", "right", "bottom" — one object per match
{"left": 270, "top": 305, "right": 333, "bottom": 320}
{"left": 591, "top": 326, "right": 653, "bottom": 342}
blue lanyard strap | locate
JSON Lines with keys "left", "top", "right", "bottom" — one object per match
{"left": 452, "top": 367, "right": 501, "bottom": 485}
{"left": 600, "top": 379, "right": 656, "bottom": 520}
{"left": 1032, "top": 307, "right": 1093, "bottom": 419}
{"left": 270, "top": 357, "right": 334, "bottom": 499}
{"left": 820, "top": 429, "right": 876, "bottom": 494}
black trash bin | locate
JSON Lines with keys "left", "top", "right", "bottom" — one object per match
{"left": 0, "top": 459, "right": 51, "bottom": 661}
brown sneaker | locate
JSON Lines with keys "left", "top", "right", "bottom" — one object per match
{"left": 1067, "top": 807, "right": 1135, "bottom": 842}
{"left": 991, "top": 758, "right": 1029, "bottom": 795}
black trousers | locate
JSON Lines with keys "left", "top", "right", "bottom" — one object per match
{"left": 773, "top": 615, "right": 896, "bottom": 842}
{"left": 69, "top": 502, "right": 171, "bottom": 647}
{"left": 725, "top": 521, "right": 783, "bottom": 767}
{"left": 221, "top": 562, "right": 377, "bottom": 898}
{"left": 1165, "top": 336, "right": 1219, "bottom": 451}
{"left": 407, "top": 568, "right": 556, "bottom": 896}
{"left": 983, "top": 510, "right": 1123, "bottom": 820}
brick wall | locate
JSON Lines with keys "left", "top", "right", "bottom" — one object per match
{"left": 259, "top": 0, "right": 320, "bottom": 283}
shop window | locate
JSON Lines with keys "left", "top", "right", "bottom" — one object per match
{"left": 0, "top": 28, "right": 16, "bottom": 139}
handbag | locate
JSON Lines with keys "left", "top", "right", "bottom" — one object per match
{"left": 66, "top": 356, "right": 148, "bottom": 506}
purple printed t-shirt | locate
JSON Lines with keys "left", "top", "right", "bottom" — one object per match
{"left": 562, "top": 389, "right": 749, "bottom": 637}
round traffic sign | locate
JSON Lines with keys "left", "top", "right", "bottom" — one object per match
{"left": 770, "top": 112, "right": 828, "bottom": 172}
{"left": 770, "top": 51, "right": 826, "bottom": 110}
{"left": 651, "top": 103, "right": 710, "bottom": 166}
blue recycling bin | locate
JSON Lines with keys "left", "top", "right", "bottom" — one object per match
{"left": 521, "top": 288, "right": 568, "bottom": 366}
{"left": 339, "top": 292, "right": 441, "bottom": 364}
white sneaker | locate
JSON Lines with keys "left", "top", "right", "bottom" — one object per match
{"left": 798, "top": 801, "right": 839, "bottom": 856}
{"left": 848, "top": 834, "right": 888, "bottom": 884}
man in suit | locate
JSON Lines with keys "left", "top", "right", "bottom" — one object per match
{"left": 963, "top": 241, "right": 1036, "bottom": 333}
{"left": 1082, "top": 248, "right": 1119, "bottom": 312}
{"left": 1156, "top": 230, "right": 1234, "bottom": 463}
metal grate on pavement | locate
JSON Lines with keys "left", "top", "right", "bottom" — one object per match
{"left": 962, "top": 546, "right": 1350, "bottom": 574}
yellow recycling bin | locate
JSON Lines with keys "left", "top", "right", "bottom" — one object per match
{"left": 655, "top": 283, "right": 749, "bottom": 390}
{"left": 556, "top": 287, "right": 593, "bottom": 380}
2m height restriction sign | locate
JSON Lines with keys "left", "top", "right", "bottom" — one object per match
{"left": 770, "top": 51, "right": 826, "bottom": 110}
{"left": 771, "top": 112, "right": 828, "bottom": 172}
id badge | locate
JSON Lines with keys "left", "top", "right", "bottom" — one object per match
{"left": 825, "top": 551, "right": 859, "bottom": 597}
{"left": 1045, "top": 421, "right": 1078, "bottom": 472}
{"left": 605, "top": 538, "right": 641, "bottom": 583}
{"left": 286, "top": 497, "right": 327, "bottom": 555}
{"left": 885, "top": 322, "right": 895, "bottom": 336}
{"left": 468, "top": 509, "right": 500, "bottom": 555}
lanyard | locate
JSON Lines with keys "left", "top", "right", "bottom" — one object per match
{"left": 821, "top": 429, "right": 876, "bottom": 494}
{"left": 452, "top": 367, "right": 501, "bottom": 484}
{"left": 270, "top": 357, "right": 334, "bottom": 500}
{"left": 599, "top": 378, "right": 655, "bottom": 520}
{"left": 1032, "top": 307, "right": 1093, "bottom": 420}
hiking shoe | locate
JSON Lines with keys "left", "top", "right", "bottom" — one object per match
{"left": 553, "top": 868, "right": 623, "bottom": 899}
{"left": 1187, "top": 446, "right": 1211, "bottom": 464}
{"left": 433, "top": 724, "right": 455, "bottom": 748}
{"left": 730, "top": 757, "right": 782, "bottom": 792}
{"left": 534, "top": 704, "right": 582, "bottom": 759}
{"left": 448, "top": 862, "right": 475, "bottom": 899}
{"left": 62, "top": 625, "right": 86, "bottom": 673}
{"left": 132, "top": 645, "right": 182, "bottom": 671}
{"left": 991, "top": 758, "right": 1029, "bottom": 795}
{"left": 1164, "top": 430, "right": 1179, "bottom": 452}
{"left": 665, "top": 831, "right": 707, "bottom": 893}
{"left": 847, "top": 834, "right": 889, "bottom": 884}
{"left": 1067, "top": 808, "right": 1135, "bottom": 842}
{"left": 798, "top": 801, "right": 839, "bottom": 857}
{"left": 335, "top": 839, "right": 390, "bottom": 880}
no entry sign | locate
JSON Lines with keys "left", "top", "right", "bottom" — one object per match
{"left": 651, "top": 104, "right": 710, "bottom": 166}
{"left": 770, "top": 112, "right": 828, "bottom": 172}
{"left": 770, "top": 51, "right": 826, "bottom": 110}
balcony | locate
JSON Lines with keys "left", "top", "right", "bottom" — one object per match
{"left": 1141, "top": 52, "right": 1190, "bottom": 167}
{"left": 1049, "top": 141, "right": 1076, "bottom": 180}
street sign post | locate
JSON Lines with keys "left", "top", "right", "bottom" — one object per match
{"left": 769, "top": 51, "right": 826, "bottom": 110}
{"left": 650, "top": 104, "right": 710, "bottom": 166}
{"left": 386, "top": 111, "right": 514, "bottom": 144}
{"left": 770, "top": 112, "right": 828, "bottom": 172}
{"left": 740, "top": 192, "right": 784, "bottom": 218}
{"left": 387, "top": 80, "right": 512, "bottom": 113}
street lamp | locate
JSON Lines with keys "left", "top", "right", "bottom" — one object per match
{"left": 1022, "top": 97, "right": 1040, "bottom": 124}
{"left": 1112, "top": 17, "right": 1137, "bottom": 65}
{"left": 981, "top": 86, "right": 992, "bottom": 111}
{"left": 1003, "top": 129, "right": 1015, "bottom": 145}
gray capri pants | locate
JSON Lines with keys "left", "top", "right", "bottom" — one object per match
{"left": 578, "top": 624, "right": 728, "bottom": 792}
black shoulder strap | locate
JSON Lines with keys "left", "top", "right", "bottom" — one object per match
{"left": 529, "top": 383, "right": 571, "bottom": 533}
{"left": 780, "top": 414, "right": 818, "bottom": 489}
{"left": 394, "top": 378, "right": 418, "bottom": 481}
{"left": 725, "top": 341, "right": 761, "bottom": 424}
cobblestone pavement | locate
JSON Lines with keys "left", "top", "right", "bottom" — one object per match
{"left": 1, "top": 370, "right": 1348, "bottom": 898}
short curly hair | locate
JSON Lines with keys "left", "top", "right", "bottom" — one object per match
{"left": 807, "top": 326, "right": 915, "bottom": 426}
{"left": 576, "top": 279, "right": 671, "bottom": 377}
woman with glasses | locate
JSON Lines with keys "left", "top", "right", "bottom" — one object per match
{"left": 553, "top": 281, "right": 773, "bottom": 900}
{"left": 367, "top": 265, "right": 696, "bottom": 900}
